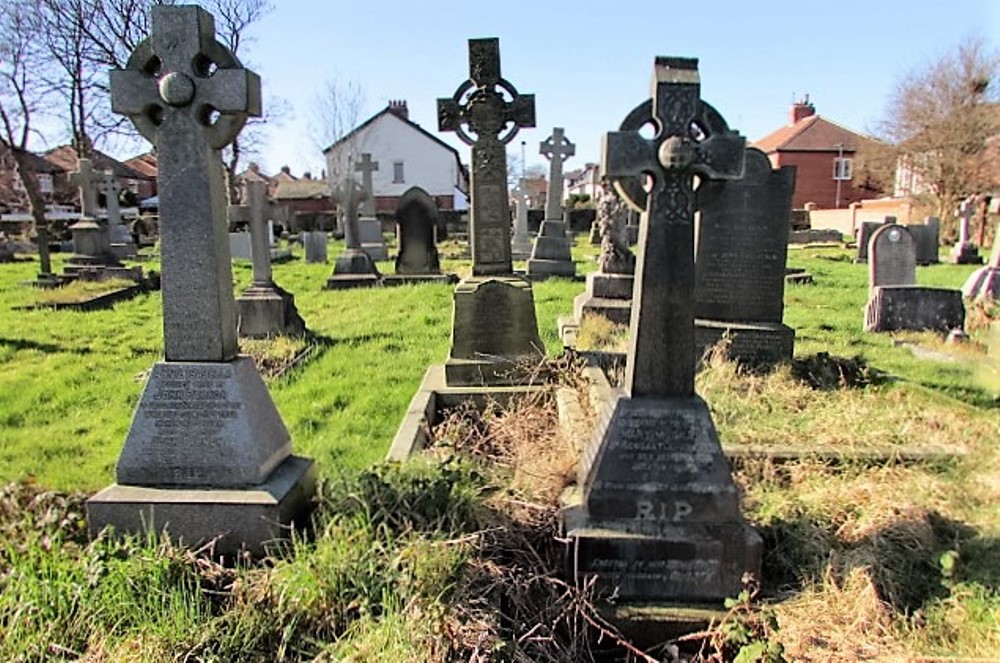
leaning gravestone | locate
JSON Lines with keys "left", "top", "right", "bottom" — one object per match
{"left": 563, "top": 57, "right": 761, "bottom": 602}
{"left": 87, "top": 5, "right": 315, "bottom": 556}
{"left": 355, "top": 153, "right": 388, "bottom": 261}
{"left": 326, "top": 177, "right": 380, "bottom": 289}
{"left": 527, "top": 127, "right": 576, "bottom": 277}
{"left": 437, "top": 37, "right": 543, "bottom": 385}
{"left": 865, "top": 223, "right": 964, "bottom": 333}
{"left": 694, "top": 147, "right": 796, "bottom": 366}
{"left": 233, "top": 179, "right": 306, "bottom": 337}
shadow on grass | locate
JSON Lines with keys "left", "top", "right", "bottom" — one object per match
{"left": 0, "top": 336, "right": 66, "bottom": 354}
{"left": 758, "top": 510, "right": 984, "bottom": 613}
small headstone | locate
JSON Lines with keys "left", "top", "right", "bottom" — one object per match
{"left": 527, "top": 127, "right": 576, "bottom": 277}
{"left": 394, "top": 186, "right": 441, "bottom": 275}
{"left": 302, "top": 230, "right": 328, "bottom": 263}
{"left": 437, "top": 37, "right": 543, "bottom": 386}
{"left": 908, "top": 216, "right": 940, "bottom": 265}
{"left": 950, "top": 197, "right": 983, "bottom": 264}
{"left": 868, "top": 224, "right": 916, "bottom": 292}
{"left": 855, "top": 216, "right": 896, "bottom": 263}
{"left": 564, "top": 56, "right": 760, "bottom": 602}
{"left": 87, "top": 4, "right": 314, "bottom": 556}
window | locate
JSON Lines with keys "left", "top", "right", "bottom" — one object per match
{"left": 833, "top": 157, "right": 852, "bottom": 181}
{"left": 127, "top": 179, "right": 140, "bottom": 194}
{"left": 37, "top": 173, "right": 53, "bottom": 193}
{"left": 393, "top": 161, "right": 404, "bottom": 184}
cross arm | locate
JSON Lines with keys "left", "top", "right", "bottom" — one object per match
{"left": 601, "top": 131, "right": 658, "bottom": 180}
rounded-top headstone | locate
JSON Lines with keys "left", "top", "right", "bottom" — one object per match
{"left": 869, "top": 223, "right": 916, "bottom": 290}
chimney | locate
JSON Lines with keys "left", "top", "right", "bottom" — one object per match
{"left": 790, "top": 94, "right": 815, "bottom": 124}
{"left": 281, "top": 165, "right": 291, "bottom": 174}
{"left": 388, "top": 99, "right": 409, "bottom": 120}
{"left": 248, "top": 162, "right": 260, "bottom": 173}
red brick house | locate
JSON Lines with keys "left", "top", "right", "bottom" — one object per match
{"left": 43, "top": 145, "right": 155, "bottom": 205}
{"left": 753, "top": 98, "right": 882, "bottom": 209}
{"left": 123, "top": 152, "right": 158, "bottom": 197}
{"left": 0, "top": 141, "right": 64, "bottom": 212}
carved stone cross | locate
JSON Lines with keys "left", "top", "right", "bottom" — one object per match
{"left": 540, "top": 127, "right": 575, "bottom": 221}
{"left": 109, "top": 5, "right": 261, "bottom": 362}
{"left": 69, "top": 159, "right": 101, "bottom": 218}
{"left": 602, "top": 57, "right": 745, "bottom": 398}
{"left": 98, "top": 170, "right": 123, "bottom": 226}
{"left": 354, "top": 153, "right": 379, "bottom": 217}
{"left": 228, "top": 180, "right": 277, "bottom": 288}
{"left": 438, "top": 38, "right": 535, "bottom": 275}
{"left": 332, "top": 177, "right": 364, "bottom": 249}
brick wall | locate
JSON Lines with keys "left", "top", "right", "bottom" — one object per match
{"left": 774, "top": 151, "right": 869, "bottom": 209}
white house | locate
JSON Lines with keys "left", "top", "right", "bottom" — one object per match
{"left": 323, "top": 101, "right": 469, "bottom": 213}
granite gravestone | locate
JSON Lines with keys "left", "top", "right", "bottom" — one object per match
{"left": 87, "top": 5, "right": 315, "bottom": 556}
{"left": 326, "top": 177, "right": 379, "bottom": 289}
{"left": 355, "top": 153, "right": 388, "bottom": 261}
{"left": 909, "top": 216, "right": 940, "bottom": 265}
{"left": 694, "top": 147, "right": 796, "bottom": 366}
{"left": 99, "top": 169, "right": 137, "bottom": 257}
{"left": 233, "top": 180, "right": 306, "bottom": 337}
{"left": 854, "top": 216, "right": 895, "bottom": 263}
{"left": 563, "top": 57, "right": 760, "bottom": 602}
{"left": 510, "top": 177, "right": 532, "bottom": 259}
{"left": 962, "top": 226, "right": 1000, "bottom": 301}
{"left": 65, "top": 159, "right": 135, "bottom": 279}
{"left": 865, "top": 223, "right": 965, "bottom": 333}
{"left": 437, "top": 38, "right": 543, "bottom": 385}
{"left": 394, "top": 186, "right": 442, "bottom": 275}
{"left": 302, "top": 230, "right": 328, "bottom": 263}
{"left": 527, "top": 127, "right": 576, "bottom": 277}
{"left": 950, "top": 197, "right": 983, "bottom": 264}
{"left": 868, "top": 223, "right": 916, "bottom": 291}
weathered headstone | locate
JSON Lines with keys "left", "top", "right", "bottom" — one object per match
{"left": 694, "top": 147, "right": 796, "bottom": 366}
{"left": 302, "top": 230, "right": 328, "bottom": 263}
{"left": 65, "top": 159, "right": 132, "bottom": 279}
{"left": 962, "top": 223, "right": 1000, "bottom": 301}
{"left": 87, "top": 5, "right": 315, "bottom": 556}
{"left": 355, "top": 153, "right": 388, "bottom": 261}
{"left": 233, "top": 180, "right": 306, "bottom": 337}
{"left": 908, "top": 216, "right": 940, "bottom": 265}
{"left": 868, "top": 224, "right": 916, "bottom": 291}
{"left": 394, "top": 186, "right": 441, "bottom": 275}
{"left": 98, "top": 170, "right": 137, "bottom": 257}
{"left": 326, "top": 177, "right": 379, "bottom": 288}
{"left": 950, "top": 197, "right": 983, "bottom": 264}
{"left": 854, "top": 216, "right": 896, "bottom": 263}
{"left": 510, "top": 177, "right": 532, "bottom": 259}
{"left": 527, "top": 127, "right": 576, "bottom": 277}
{"left": 563, "top": 57, "right": 760, "bottom": 602}
{"left": 437, "top": 37, "right": 543, "bottom": 385}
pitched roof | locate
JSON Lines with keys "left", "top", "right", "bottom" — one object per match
{"left": 0, "top": 141, "right": 63, "bottom": 174}
{"left": 322, "top": 106, "right": 463, "bottom": 165}
{"left": 124, "top": 152, "right": 158, "bottom": 178}
{"left": 44, "top": 145, "right": 151, "bottom": 180}
{"left": 273, "top": 179, "right": 330, "bottom": 200}
{"left": 753, "top": 115, "right": 873, "bottom": 153}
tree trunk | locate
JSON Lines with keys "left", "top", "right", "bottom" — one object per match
{"left": 11, "top": 151, "right": 53, "bottom": 276}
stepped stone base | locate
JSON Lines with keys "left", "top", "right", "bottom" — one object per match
{"left": 695, "top": 319, "right": 795, "bottom": 367}
{"left": 236, "top": 284, "right": 306, "bottom": 338}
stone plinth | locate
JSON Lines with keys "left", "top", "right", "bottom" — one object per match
{"left": 326, "top": 248, "right": 380, "bottom": 289}
{"left": 695, "top": 319, "right": 795, "bottom": 368}
{"left": 865, "top": 286, "right": 965, "bottom": 333}
{"left": 87, "top": 455, "right": 315, "bottom": 557}
{"left": 236, "top": 284, "right": 306, "bottom": 338}
{"left": 527, "top": 220, "right": 575, "bottom": 277}
{"left": 572, "top": 272, "right": 634, "bottom": 326}
{"left": 950, "top": 242, "right": 983, "bottom": 265}
{"left": 358, "top": 217, "right": 387, "bottom": 261}
{"left": 565, "top": 395, "right": 761, "bottom": 601}
{"left": 445, "top": 276, "right": 544, "bottom": 386}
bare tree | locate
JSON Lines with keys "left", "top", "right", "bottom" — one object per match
{"left": 0, "top": 1, "right": 56, "bottom": 275}
{"left": 309, "top": 77, "right": 367, "bottom": 156}
{"left": 869, "top": 36, "right": 1000, "bottom": 226}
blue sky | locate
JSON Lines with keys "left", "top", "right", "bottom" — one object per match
{"left": 245, "top": 0, "right": 999, "bottom": 177}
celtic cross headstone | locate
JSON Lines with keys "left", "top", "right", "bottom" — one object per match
{"left": 540, "top": 127, "right": 574, "bottom": 221}
{"left": 438, "top": 37, "right": 535, "bottom": 276}
{"left": 527, "top": 126, "right": 576, "bottom": 276}
{"left": 88, "top": 5, "right": 315, "bottom": 557}
{"left": 565, "top": 57, "right": 761, "bottom": 602}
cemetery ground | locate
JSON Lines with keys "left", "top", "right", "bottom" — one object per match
{"left": 0, "top": 238, "right": 998, "bottom": 660}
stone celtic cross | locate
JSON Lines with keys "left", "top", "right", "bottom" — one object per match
{"left": 540, "top": 127, "right": 575, "bottom": 221}
{"left": 602, "top": 57, "right": 745, "bottom": 398}
{"left": 98, "top": 170, "right": 123, "bottom": 224}
{"left": 69, "top": 159, "right": 101, "bottom": 218}
{"left": 110, "top": 5, "right": 261, "bottom": 362}
{"left": 438, "top": 37, "right": 535, "bottom": 275}
{"left": 355, "top": 153, "right": 379, "bottom": 217}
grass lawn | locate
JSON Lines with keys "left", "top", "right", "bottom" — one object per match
{"left": 0, "top": 235, "right": 997, "bottom": 660}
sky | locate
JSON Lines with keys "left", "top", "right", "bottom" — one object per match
{"left": 132, "top": 0, "right": 1000, "bottom": 177}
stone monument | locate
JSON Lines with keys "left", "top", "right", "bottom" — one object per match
{"left": 392, "top": 186, "right": 450, "bottom": 281}
{"left": 962, "top": 224, "right": 1000, "bottom": 301}
{"left": 355, "top": 153, "right": 388, "bottom": 261}
{"left": 437, "top": 37, "right": 543, "bottom": 385}
{"left": 527, "top": 127, "right": 576, "bottom": 277}
{"left": 65, "top": 159, "right": 139, "bottom": 280}
{"left": 563, "top": 57, "right": 761, "bottom": 602}
{"left": 326, "top": 176, "right": 380, "bottom": 289}
{"left": 854, "top": 216, "right": 895, "bottom": 263}
{"left": 98, "top": 169, "right": 138, "bottom": 257}
{"left": 87, "top": 5, "right": 315, "bottom": 556}
{"left": 909, "top": 216, "right": 940, "bottom": 265}
{"left": 694, "top": 147, "right": 796, "bottom": 366}
{"left": 233, "top": 180, "right": 306, "bottom": 337}
{"left": 510, "top": 177, "right": 532, "bottom": 259}
{"left": 865, "top": 223, "right": 965, "bottom": 333}
{"left": 950, "top": 196, "right": 983, "bottom": 264}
